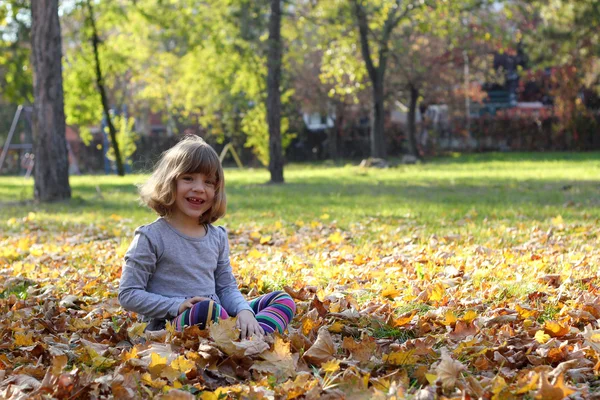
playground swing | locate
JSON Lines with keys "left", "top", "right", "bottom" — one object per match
{"left": 218, "top": 142, "right": 244, "bottom": 169}
{"left": 0, "top": 105, "right": 33, "bottom": 176}
{"left": 0, "top": 105, "right": 79, "bottom": 177}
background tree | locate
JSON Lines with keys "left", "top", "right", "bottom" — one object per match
{"left": 266, "top": 0, "right": 284, "bottom": 183}
{"left": 30, "top": 0, "right": 71, "bottom": 201}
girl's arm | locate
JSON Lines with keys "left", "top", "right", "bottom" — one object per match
{"left": 214, "top": 227, "right": 254, "bottom": 316}
{"left": 118, "top": 232, "right": 185, "bottom": 319}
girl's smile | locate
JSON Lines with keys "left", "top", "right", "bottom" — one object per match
{"left": 170, "top": 172, "right": 216, "bottom": 230}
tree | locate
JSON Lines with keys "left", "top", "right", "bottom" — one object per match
{"left": 351, "top": 0, "right": 427, "bottom": 159}
{"left": 0, "top": 0, "right": 33, "bottom": 106}
{"left": 85, "top": 0, "right": 124, "bottom": 176}
{"left": 30, "top": 0, "right": 71, "bottom": 201}
{"left": 266, "top": 0, "right": 284, "bottom": 183}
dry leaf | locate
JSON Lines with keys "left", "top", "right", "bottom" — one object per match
{"left": 302, "top": 327, "right": 335, "bottom": 366}
{"left": 435, "top": 350, "right": 465, "bottom": 391}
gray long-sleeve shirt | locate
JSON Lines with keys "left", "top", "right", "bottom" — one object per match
{"left": 118, "top": 218, "right": 252, "bottom": 331}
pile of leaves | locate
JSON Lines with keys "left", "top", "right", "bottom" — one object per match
{"left": 1, "top": 212, "right": 600, "bottom": 399}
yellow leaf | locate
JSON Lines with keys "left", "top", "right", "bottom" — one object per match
{"left": 141, "top": 372, "right": 167, "bottom": 389}
{"left": 250, "top": 231, "right": 261, "bottom": 240}
{"left": 516, "top": 372, "right": 539, "bottom": 394}
{"left": 274, "top": 221, "right": 283, "bottom": 229}
{"left": 328, "top": 321, "right": 344, "bottom": 333}
{"left": 260, "top": 235, "right": 271, "bottom": 244}
{"left": 310, "top": 221, "right": 320, "bottom": 228}
{"left": 442, "top": 310, "right": 457, "bottom": 326}
{"left": 149, "top": 352, "right": 168, "bottom": 377}
{"left": 170, "top": 355, "right": 195, "bottom": 374}
{"left": 429, "top": 283, "right": 445, "bottom": 302}
{"left": 382, "top": 285, "right": 400, "bottom": 299}
{"left": 294, "top": 219, "right": 305, "bottom": 227}
{"left": 462, "top": 310, "right": 478, "bottom": 323}
{"left": 551, "top": 215, "right": 564, "bottom": 227}
{"left": 200, "top": 392, "right": 220, "bottom": 400}
{"left": 248, "top": 248, "right": 263, "bottom": 258}
{"left": 208, "top": 317, "right": 240, "bottom": 355}
{"left": 320, "top": 213, "right": 330, "bottom": 220}
{"left": 127, "top": 322, "right": 147, "bottom": 339}
{"left": 122, "top": 346, "right": 138, "bottom": 362}
{"left": 160, "top": 366, "right": 181, "bottom": 382}
{"left": 85, "top": 347, "right": 115, "bottom": 370}
{"left": 383, "top": 350, "right": 418, "bottom": 365}
{"left": 302, "top": 317, "right": 317, "bottom": 336}
{"left": 516, "top": 304, "right": 538, "bottom": 319}
{"left": 328, "top": 231, "right": 343, "bottom": 244}
{"left": 165, "top": 320, "right": 176, "bottom": 336}
{"left": 14, "top": 332, "right": 34, "bottom": 347}
{"left": 425, "top": 373, "right": 437, "bottom": 384}
{"left": 321, "top": 359, "right": 341, "bottom": 373}
{"left": 353, "top": 254, "right": 366, "bottom": 265}
{"left": 534, "top": 330, "right": 551, "bottom": 344}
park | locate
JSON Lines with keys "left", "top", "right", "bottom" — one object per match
{"left": 1, "top": 0, "right": 600, "bottom": 399}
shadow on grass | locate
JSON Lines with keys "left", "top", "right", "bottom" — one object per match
{"left": 431, "top": 151, "right": 600, "bottom": 165}
{"left": 1, "top": 176, "right": 599, "bottom": 228}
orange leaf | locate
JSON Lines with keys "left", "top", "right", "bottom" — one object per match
{"left": 535, "top": 372, "right": 575, "bottom": 400}
{"left": 544, "top": 321, "right": 570, "bottom": 337}
{"left": 393, "top": 311, "right": 416, "bottom": 327}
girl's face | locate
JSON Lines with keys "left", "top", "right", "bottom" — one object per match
{"left": 172, "top": 172, "right": 216, "bottom": 224}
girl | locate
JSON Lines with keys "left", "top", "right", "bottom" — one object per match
{"left": 118, "top": 135, "right": 295, "bottom": 339}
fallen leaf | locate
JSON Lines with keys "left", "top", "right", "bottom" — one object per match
{"left": 302, "top": 327, "right": 335, "bottom": 366}
{"left": 436, "top": 350, "right": 465, "bottom": 391}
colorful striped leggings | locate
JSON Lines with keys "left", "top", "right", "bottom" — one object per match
{"left": 172, "top": 291, "right": 296, "bottom": 334}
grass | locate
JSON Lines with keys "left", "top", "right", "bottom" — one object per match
{"left": 1, "top": 151, "right": 599, "bottom": 243}
{"left": 2, "top": 151, "right": 599, "bottom": 397}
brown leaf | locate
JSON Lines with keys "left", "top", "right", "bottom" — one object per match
{"left": 302, "top": 327, "right": 335, "bottom": 366}
{"left": 251, "top": 335, "right": 297, "bottom": 378}
{"left": 435, "top": 350, "right": 465, "bottom": 391}
{"left": 342, "top": 336, "right": 376, "bottom": 363}
{"left": 159, "top": 389, "right": 196, "bottom": 399}
{"left": 448, "top": 321, "right": 477, "bottom": 341}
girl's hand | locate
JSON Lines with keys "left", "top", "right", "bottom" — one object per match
{"left": 236, "top": 309, "right": 264, "bottom": 339}
{"left": 178, "top": 296, "right": 210, "bottom": 314}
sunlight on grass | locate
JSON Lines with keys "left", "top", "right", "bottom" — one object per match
{"left": 0, "top": 152, "right": 599, "bottom": 240}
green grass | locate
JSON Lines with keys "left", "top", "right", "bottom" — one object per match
{"left": 1, "top": 152, "right": 599, "bottom": 242}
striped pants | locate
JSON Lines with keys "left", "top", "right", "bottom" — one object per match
{"left": 172, "top": 291, "right": 296, "bottom": 334}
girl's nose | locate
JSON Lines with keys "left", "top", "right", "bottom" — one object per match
{"left": 193, "top": 182, "right": 206, "bottom": 192}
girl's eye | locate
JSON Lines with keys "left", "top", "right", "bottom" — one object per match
{"left": 182, "top": 176, "right": 193, "bottom": 182}
{"left": 205, "top": 180, "right": 215, "bottom": 186}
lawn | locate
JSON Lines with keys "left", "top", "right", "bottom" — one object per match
{"left": 1, "top": 152, "right": 599, "bottom": 398}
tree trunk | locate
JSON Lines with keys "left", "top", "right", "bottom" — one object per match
{"left": 86, "top": 0, "right": 124, "bottom": 176}
{"left": 407, "top": 85, "right": 421, "bottom": 159}
{"left": 30, "top": 0, "right": 71, "bottom": 202}
{"left": 371, "top": 76, "right": 386, "bottom": 158}
{"left": 266, "top": 0, "right": 284, "bottom": 183}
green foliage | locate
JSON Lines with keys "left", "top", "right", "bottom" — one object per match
{"left": 105, "top": 114, "right": 138, "bottom": 162}
{"left": 241, "top": 102, "right": 295, "bottom": 166}
{"left": 0, "top": 0, "right": 33, "bottom": 104}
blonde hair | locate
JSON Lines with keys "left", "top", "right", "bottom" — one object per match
{"left": 139, "top": 135, "right": 226, "bottom": 224}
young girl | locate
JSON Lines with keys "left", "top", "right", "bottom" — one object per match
{"left": 118, "top": 135, "right": 295, "bottom": 339}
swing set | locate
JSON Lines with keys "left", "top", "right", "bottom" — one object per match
{"left": 0, "top": 105, "right": 34, "bottom": 177}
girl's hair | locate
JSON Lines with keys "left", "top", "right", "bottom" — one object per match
{"left": 139, "top": 135, "right": 226, "bottom": 224}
